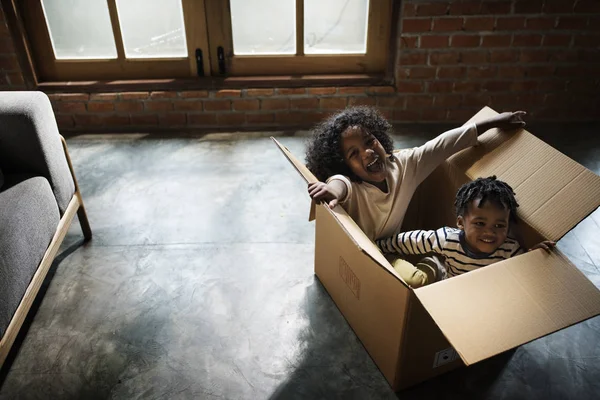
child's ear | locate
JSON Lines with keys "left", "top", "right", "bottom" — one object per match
{"left": 457, "top": 215, "right": 464, "bottom": 230}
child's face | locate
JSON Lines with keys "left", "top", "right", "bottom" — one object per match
{"left": 340, "top": 126, "right": 388, "bottom": 184}
{"left": 457, "top": 197, "right": 510, "bottom": 254}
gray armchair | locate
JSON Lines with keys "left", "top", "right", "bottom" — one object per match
{"left": 0, "top": 91, "right": 91, "bottom": 367}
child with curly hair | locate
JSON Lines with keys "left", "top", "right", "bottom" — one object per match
{"left": 305, "top": 106, "right": 526, "bottom": 287}
{"left": 376, "top": 176, "right": 554, "bottom": 286}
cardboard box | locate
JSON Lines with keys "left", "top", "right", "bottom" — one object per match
{"left": 273, "top": 106, "right": 600, "bottom": 390}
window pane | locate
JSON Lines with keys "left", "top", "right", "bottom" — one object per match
{"left": 230, "top": 0, "right": 295, "bottom": 55}
{"left": 304, "top": 0, "right": 369, "bottom": 54}
{"left": 116, "top": 0, "right": 187, "bottom": 58}
{"left": 41, "top": 0, "right": 117, "bottom": 59}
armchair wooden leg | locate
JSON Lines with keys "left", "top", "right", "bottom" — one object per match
{"left": 61, "top": 136, "right": 92, "bottom": 241}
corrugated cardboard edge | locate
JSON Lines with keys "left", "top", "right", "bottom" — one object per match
{"left": 271, "top": 136, "right": 405, "bottom": 285}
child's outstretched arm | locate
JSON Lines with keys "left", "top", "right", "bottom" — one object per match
{"left": 377, "top": 228, "right": 446, "bottom": 256}
{"left": 529, "top": 240, "right": 556, "bottom": 252}
{"left": 475, "top": 111, "right": 526, "bottom": 135}
{"left": 308, "top": 180, "right": 347, "bottom": 209}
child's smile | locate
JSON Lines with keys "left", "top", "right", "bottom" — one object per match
{"left": 458, "top": 197, "right": 510, "bottom": 254}
{"left": 340, "top": 126, "right": 388, "bottom": 189}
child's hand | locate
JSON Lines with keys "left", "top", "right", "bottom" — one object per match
{"left": 493, "top": 111, "right": 527, "bottom": 130}
{"left": 308, "top": 181, "right": 341, "bottom": 209}
{"left": 528, "top": 240, "right": 556, "bottom": 253}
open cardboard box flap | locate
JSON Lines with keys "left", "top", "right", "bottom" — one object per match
{"left": 414, "top": 249, "right": 600, "bottom": 365}
{"left": 272, "top": 137, "right": 398, "bottom": 278}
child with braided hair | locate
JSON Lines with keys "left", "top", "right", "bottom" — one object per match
{"left": 376, "top": 176, "right": 555, "bottom": 285}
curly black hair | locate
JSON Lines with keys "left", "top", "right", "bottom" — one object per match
{"left": 305, "top": 106, "right": 394, "bottom": 182}
{"left": 454, "top": 176, "right": 519, "bottom": 222}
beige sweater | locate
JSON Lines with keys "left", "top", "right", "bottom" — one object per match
{"left": 327, "top": 124, "right": 478, "bottom": 241}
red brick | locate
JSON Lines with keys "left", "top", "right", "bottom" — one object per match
{"left": 203, "top": 100, "right": 231, "bottom": 111}
{"left": 407, "top": 67, "right": 437, "bottom": 79}
{"left": 514, "top": 1, "right": 544, "bottom": 14}
{"left": 246, "top": 88, "right": 274, "bottom": 97}
{"left": 53, "top": 102, "right": 86, "bottom": 112}
{"left": 453, "top": 82, "right": 481, "bottom": 92}
{"left": 449, "top": 1, "right": 481, "bottom": 15}
{"left": 527, "top": 66, "right": 556, "bottom": 77}
{"left": 319, "top": 97, "right": 347, "bottom": 110}
{"left": 55, "top": 114, "right": 74, "bottom": 129}
{"left": 246, "top": 113, "right": 275, "bottom": 123}
{"left": 217, "top": 113, "right": 246, "bottom": 125}
{"left": 451, "top": 35, "right": 480, "bottom": 47}
{"left": 549, "top": 50, "right": 579, "bottom": 62}
{"left": 277, "top": 88, "right": 306, "bottom": 95}
{"left": 525, "top": 17, "right": 556, "bottom": 30}
{"left": 554, "top": 66, "right": 580, "bottom": 77}
{"left": 215, "top": 89, "right": 241, "bottom": 98}
{"left": 519, "top": 50, "right": 549, "bottom": 63}
{"left": 394, "top": 110, "right": 421, "bottom": 121}
{"left": 416, "top": 2, "right": 450, "bottom": 16}
{"left": 432, "top": 18, "right": 464, "bottom": 31}
{"left": 405, "top": 95, "right": 433, "bottom": 108}
{"left": 544, "top": 1, "right": 575, "bottom": 13}
{"left": 121, "top": 92, "right": 149, "bottom": 100}
{"left": 172, "top": 100, "right": 203, "bottom": 111}
{"left": 115, "top": 102, "right": 143, "bottom": 112}
{"left": 575, "top": 34, "right": 600, "bottom": 47}
{"left": 145, "top": 101, "right": 173, "bottom": 112}
{"left": 557, "top": 17, "right": 588, "bottom": 30}
{"left": 429, "top": 51, "right": 460, "bottom": 65}
{"left": 483, "top": 81, "right": 509, "bottom": 92}
{"left": 513, "top": 34, "right": 543, "bottom": 47}
{"left": 402, "top": 18, "right": 432, "bottom": 33}
{"left": 179, "top": 90, "right": 209, "bottom": 99}
{"left": 543, "top": 34, "right": 572, "bottom": 47}
{"left": 290, "top": 98, "right": 318, "bottom": 109}
{"left": 48, "top": 93, "right": 90, "bottom": 102}
{"left": 462, "top": 93, "right": 491, "bottom": 106}
{"left": 510, "top": 81, "right": 539, "bottom": 91}
{"left": 461, "top": 51, "right": 489, "bottom": 64}
{"left": 464, "top": 17, "right": 495, "bottom": 31}
{"left": 400, "top": 52, "right": 428, "bottom": 65}
{"left": 480, "top": 1, "right": 511, "bottom": 14}
{"left": 423, "top": 108, "right": 450, "bottom": 121}
{"left": 468, "top": 66, "right": 497, "bottom": 79}
{"left": 498, "top": 66, "right": 527, "bottom": 78}
{"left": 447, "top": 108, "right": 477, "bottom": 122}
{"left": 275, "top": 112, "right": 304, "bottom": 124}
{"left": 131, "top": 114, "right": 158, "bottom": 126}
{"left": 347, "top": 96, "right": 377, "bottom": 106}
{"left": 437, "top": 66, "right": 466, "bottom": 78}
{"left": 481, "top": 35, "right": 512, "bottom": 47}
{"left": 89, "top": 93, "right": 118, "bottom": 101}
{"left": 490, "top": 50, "right": 519, "bottom": 63}
{"left": 150, "top": 91, "right": 178, "bottom": 99}
{"left": 188, "top": 113, "right": 217, "bottom": 125}
{"left": 575, "top": 0, "right": 600, "bottom": 13}
{"left": 428, "top": 81, "right": 454, "bottom": 93}
{"left": 420, "top": 35, "right": 449, "bottom": 48}
{"left": 433, "top": 94, "right": 463, "bottom": 107}
{"left": 490, "top": 94, "right": 515, "bottom": 107}
{"left": 159, "top": 113, "right": 186, "bottom": 126}
{"left": 403, "top": 3, "right": 417, "bottom": 17}
{"left": 400, "top": 36, "right": 419, "bottom": 49}
{"left": 87, "top": 102, "right": 115, "bottom": 112}
{"left": 367, "top": 86, "right": 396, "bottom": 94}
{"left": 397, "top": 81, "right": 424, "bottom": 93}
{"left": 261, "top": 98, "right": 290, "bottom": 110}
{"left": 307, "top": 87, "right": 336, "bottom": 95}
{"left": 377, "top": 97, "right": 404, "bottom": 107}
{"left": 496, "top": 17, "right": 526, "bottom": 31}
{"left": 337, "top": 86, "right": 369, "bottom": 95}
{"left": 98, "top": 114, "right": 130, "bottom": 127}
{"left": 232, "top": 99, "right": 259, "bottom": 111}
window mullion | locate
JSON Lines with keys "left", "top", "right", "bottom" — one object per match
{"left": 106, "top": 0, "right": 126, "bottom": 60}
{"left": 296, "top": 0, "right": 304, "bottom": 56}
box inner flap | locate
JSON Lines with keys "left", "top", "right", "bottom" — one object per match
{"left": 414, "top": 250, "right": 600, "bottom": 365}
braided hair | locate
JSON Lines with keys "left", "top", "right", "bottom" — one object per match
{"left": 454, "top": 176, "right": 519, "bottom": 222}
{"left": 305, "top": 106, "right": 394, "bottom": 182}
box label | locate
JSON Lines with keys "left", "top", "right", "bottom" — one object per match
{"left": 339, "top": 256, "right": 361, "bottom": 299}
{"left": 433, "top": 347, "right": 459, "bottom": 368}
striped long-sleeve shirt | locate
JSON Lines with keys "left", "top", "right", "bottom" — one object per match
{"left": 376, "top": 227, "right": 525, "bottom": 277}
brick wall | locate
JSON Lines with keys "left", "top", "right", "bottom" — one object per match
{"left": 1, "top": 1, "right": 599, "bottom": 132}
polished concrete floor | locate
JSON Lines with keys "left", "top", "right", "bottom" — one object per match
{"left": 1, "top": 122, "right": 599, "bottom": 399}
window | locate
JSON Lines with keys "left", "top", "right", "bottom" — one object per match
{"left": 20, "top": 0, "right": 393, "bottom": 82}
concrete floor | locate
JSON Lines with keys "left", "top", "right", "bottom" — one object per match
{"left": 0, "top": 123, "right": 599, "bottom": 399}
